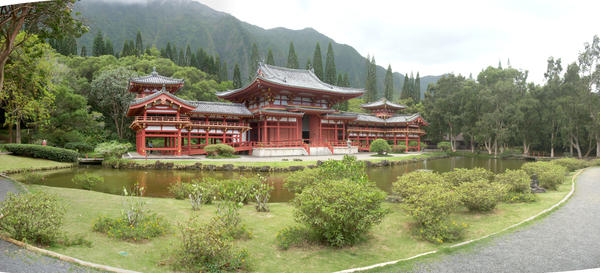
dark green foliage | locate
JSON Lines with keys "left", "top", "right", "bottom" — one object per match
{"left": 64, "top": 142, "right": 94, "bottom": 153}
{"left": 135, "top": 30, "right": 143, "bottom": 56}
{"left": 284, "top": 167, "right": 321, "bottom": 194}
{"left": 415, "top": 72, "right": 421, "bottom": 102}
{"left": 249, "top": 43, "right": 260, "bottom": 79}
{"left": 551, "top": 158, "right": 589, "bottom": 171}
{"left": 92, "top": 30, "right": 104, "bottom": 56}
{"left": 104, "top": 38, "right": 114, "bottom": 56}
{"left": 72, "top": 173, "right": 104, "bottom": 190}
{"left": 233, "top": 63, "right": 242, "bottom": 88}
{"left": 286, "top": 42, "right": 299, "bottom": 69}
{"left": 293, "top": 179, "right": 388, "bottom": 247}
{"left": 324, "top": 42, "right": 336, "bottom": 84}
{"left": 94, "top": 141, "right": 132, "bottom": 159}
{"left": 80, "top": 46, "right": 87, "bottom": 57}
{"left": 312, "top": 42, "right": 323, "bottom": 79}
{"left": 172, "top": 215, "right": 248, "bottom": 272}
{"left": 49, "top": 35, "right": 78, "bottom": 56}
{"left": 442, "top": 168, "right": 494, "bottom": 186}
{"left": 249, "top": 175, "right": 273, "bottom": 212}
{"left": 437, "top": 141, "right": 452, "bottom": 152}
{"left": 370, "top": 138, "right": 392, "bottom": 154}
{"left": 408, "top": 140, "right": 418, "bottom": 147}
{"left": 392, "top": 144, "right": 407, "bottom": 153}
{"left": 0, "top": 192, "right": 64, "bottom": 245}
{"left": 266, "top": 48, "right": 275, "bottom": 65}
{"left": 384, "top": 65, "right": 394, "bottom": 100}
{"left": 22, "top": 172, "right": 45, "bottom": 184}
{"left": 456, "top": 180, "right": 506, "bottom": 212}
{"left": 364, "top": 56, "right": 377, "bottom": 102}
{"left": 93, "top": 213, "right": 168, "bottom": 241}
{"left": 3, "top": 144, "right": 78, "bottom": 162}
{"left": 521, "top": 162, "right": 568, "bottom": 190}
{"left": 275, "top": 225, "right": 317, "bottom": 250}
{"left": 495, "top": 169, "right": 531, "bottom": 193}
{"left": 318, "top": 155, "right": 369, "bottom": 184}
{"left": 204, "top": 144, "right": 235, "bottom": 156}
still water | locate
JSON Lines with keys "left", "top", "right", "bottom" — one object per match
{"left": 28, "top": 157, "right": 524, "bottom": 202}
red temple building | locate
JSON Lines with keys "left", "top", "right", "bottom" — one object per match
{"left": 127, "top": 64, "right": 427, "bottom": 156}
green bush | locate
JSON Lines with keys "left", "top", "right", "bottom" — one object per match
{"left": 456, "top": 180, "right": 506, "bottom": 212}
{"left": 64, "top": 142, "right": 94, "bottom": 153}
{"left": 72, "top": 173, "right": 104, "bottom": 190}
{"left": 392, "top": 144, "right": 407, "bottom": 153}
{"left": 495, "top": 169, "right": 531, "bottom": 193}
{"left": 94, "top": 141, "right": 132, "bottom": 159}
{"left": 284, "top": 167, "right": 321, "bottom": 194}
{"left": 0, "top": 192, "right": 64, "bottom": 245}
{"left": 442, "top": 168, "right": 494, "bottom": 186}
{"left": 370, "top": 138, "right": 391, "bottom": 155}
{"left": 249, "top": 175, "right": 273, "bottom": 212}
{"left": 393, "top": 171, "right": 464, "bottom": 243}
{"left": 3, "top": 144, "right": 78, "bottom": 162}
{"left": 22, "top": 172, "right": 45, "bottom": 184}
{"left": 437, "top": 141, "right": 452, "bottom": 152}
{"left": 213, "top": 177, "right": 255, "bottom": 204}
{"left": 504, "top": 192, "right": 537, "bottom": 203}
{"left": 408, "top": 140, "right": 418, "bottom": 148}
{"left": 521, "top": 162, "right": 568, "bottom": 190}
{"left": 318, "top": 155, "right": 369, "bottom": 184}
{"left": 173, "top": 215, "right": 248, "bottom": 272}
{"left": 93, "top": 213, "right": 169, "bottom": 241}
{"left": 589, "top": 159, "right": 600, "bottom": 166}
{"left": 101, "top": 157, "right": 132, "bottom": 168}
{"left": 204, "top": 144, "right": 235, "bottom": 156}
{"left": 293, "top": 179, "right": 388, "bottom": 247}
{"left": 213, "top": 201, "right": 251, "bottom": 240}
{"left": 168, "top": 182, "right": 193, "bottom": 200}
{"left": 275, "top": 225, "right": 318, "bottom": 250}
{"left": 552, "top": 158, "right": 589, "bottom": 171}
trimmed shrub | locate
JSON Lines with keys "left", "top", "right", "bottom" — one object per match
{"left": 552, "top": 158, "right": 589, "bottom": 171}
{"left": 318, "top": 155, "right": 369, "bottom": 184}
{"left": 204, "top": 144, "right": 235, "bottom": 156}
{"left": 393, "top": 171, "right": 465, "bottom": 243}
{"left": 72, "top": 173, "right": 104, "bottom": 190}
{"left": 442, "top": 168, "right": 494, "bottom": 186}
{"left": 495, "top": 169, "right": 531, "bottom": 193}
{"left": 589, "top": 159, "right": 600, "bottom": 166}
{"left": 437, "top": 141, "right": 452, "bottom": 152}
{"left": 284, "top": 167, "right": 321, "bottom": 194}
{"left": 293, "top": 179, "right": 388, "bottom": 247}
{"left": 392, "top": 144, "right": 407, "bottom": 153}
{"left": 456, "top": 179, "right": 506, "bottom": 212}
{"left": 0, "top": 192, "right": 64, "bottom": 245}
{"left": 173, "top": 215, "right": 248, "bottom": 272}
{"left": 521, "top": 162, "right": 567, "bottom": 190}
{"left": 3, "top": 144, "right": 78, "bottom": 162}
{"left": 370, "top": 138, "right": 391, "bottom": 155}
{"left": 94, "top": 141, "right": 132, "bottom": 159}
{"left": 101, "top": 157, "right": 132, "bottom": 168}
{"left": 64, "top": 142, "right": 94, "bottom": 153}
{"left": 504, "top": 192, "right": 537, "bottom": 203}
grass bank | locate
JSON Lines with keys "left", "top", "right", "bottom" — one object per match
{"left": 25, "top": 172, "right": 573, "bottom": 273}
{"left": 128, "top": 152, "right": 446, "bottom": 168}
{"left": 0, "top": 154, "right": 74, "bottom": 174}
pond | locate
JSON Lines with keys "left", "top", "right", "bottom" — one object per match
{"left": 26, "top": 157, "right": 524, "bottom": 202}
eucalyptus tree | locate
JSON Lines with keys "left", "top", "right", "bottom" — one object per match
{"left": 577, "top": 35, "right": 600, "bottom": 157}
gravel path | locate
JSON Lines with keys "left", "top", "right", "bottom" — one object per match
{"left": 0, "top": 178, "right": 98, "bottom": 273}
{"left": 403, "top": 167, "right": 600, "bottom": 273}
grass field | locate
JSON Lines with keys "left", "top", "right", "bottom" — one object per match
{"left": 24, "top": 171, "right": 574, "bottom": 273}
{"left": 0, "top": 154, "right": 73, "bottom": 173}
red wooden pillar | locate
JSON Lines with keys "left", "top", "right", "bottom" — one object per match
{"left": 318, "top": 119, "right": 322, "bottom": 146}
{"left": 262, "top": 119, "right": 267, "bottom": 143}
{"left": 276, "top": 119, "right": 280, "bottom": 142}
{"left": 187, "top": 130, "right": 191, "bottom": 154}
{"left": 418, "top": 135, "right": 421, "bottom": 151}
{"left": 140, "top": 129, "right": 146, "bottom": 156}
{"left": 297, "top": 117, "right": 302, "bottom": 141}
{"left": 177, "top": 129, "right": 182, "bottom": 156}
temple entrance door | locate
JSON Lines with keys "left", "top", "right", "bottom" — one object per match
{"left": 302, "top": 115, "right": 310, "bottom": 143}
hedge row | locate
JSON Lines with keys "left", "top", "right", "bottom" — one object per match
{"left": 3, "top": 144, "right": 79, "bottom": 162}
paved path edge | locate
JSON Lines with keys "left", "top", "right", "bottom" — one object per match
{"left": 0, "top": 177, "right": 141, "bottom": 273}
{"left": 335, "top": 168, "right": 587, "bottom": 273}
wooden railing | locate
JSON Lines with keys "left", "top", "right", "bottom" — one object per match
{"left": 190, "top": 121, "right": 250, "bottom": 128}
{"left": 134, "top": 116, "right": 190, "bottom": 123}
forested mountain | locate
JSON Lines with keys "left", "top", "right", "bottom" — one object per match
{"left": 74, "top": 0, "right": 440, "bottom": 98}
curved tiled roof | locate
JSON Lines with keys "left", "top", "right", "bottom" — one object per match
{"left": 190, "top": 101, "right": 253, "bottom": 116}
{"left": 217, "top": 63, "right": 364, "bottom": 97}
{"left": 353, "top": 113, "right": 425, "bottom": 124}
{"left": 361, "top": 98, "right": 406, "bottom": 110}
{"left": 129, "top": 67, "right": 184, "bottom": 85}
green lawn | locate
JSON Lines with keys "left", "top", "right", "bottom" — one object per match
{"left": 130, "top": 152, "right": 446, "bottom": 168}
{"left": 0, "top": 154, "right": 74, "bottom": 173}
{"left": 24, "top": 171, "right": 573, "bottom": 273}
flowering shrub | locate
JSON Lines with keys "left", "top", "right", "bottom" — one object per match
{"left": 293, "top": 179, "right": 388, "bottom": 247}
{"left": 275, "top": 225, "right": 317, "bottom": 250}
{"left": 521, "top": 162, "right": 567, "bottom": 190}
{"left": 495, "top": 169, "right": 536, "bottom": 203}
{"left": 456, "top": 179, "right": 506, "bottom": 212}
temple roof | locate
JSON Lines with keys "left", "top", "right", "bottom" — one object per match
{"left": 189, "top": 101, "right": 253, "bottom": 116}
{"left": 352, "top": 113, "right": 425, "bottom": 124}
{"left": 361, "top": 98, "right": 406, "bottom": 110}
{"left": 129, "top": 89, "right": 193, "bottom": 108}
{"left": 129, "top": 67, "right": 184, "bottom": 86}
{"left": 217, "top": 63, "right": 364, "bottom": 98}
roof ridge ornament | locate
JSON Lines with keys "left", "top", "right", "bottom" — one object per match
{"left": 152, "top": 66, "right": 158, "bottom": 76}
{"left": 161, "top": 84, "right": 166, "bottom": 92}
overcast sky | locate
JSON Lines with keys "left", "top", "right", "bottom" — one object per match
{"left": 194, "top": 0, "right": 599, "bottom": 83}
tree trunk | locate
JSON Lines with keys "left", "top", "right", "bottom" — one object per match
{"left": 484, "top": 139, "right": 492, "bottom": 154}
{"left": 572, "top": 135, "right": 582, "bottom": 159}
{"left": 569, "top": 136, "right": 573, "bottom": 156}
{"left": 493, "top": 138, "right": 498, "bottom": 156}
{"left": 470, "top": 135, "right": 475, "bottom": 153}
{"left": 15, "top": 121, "right": 21, "bottom": 144}
{"left": 550, "top": 131, "right": 555, "bottom": 158}
{"left": 523, "top": 139, "right": 529, "bottom": 156}
{"left": 8, "top": 124, "right": 13, "bottom": 143}
{"left": 596, "top": 135, "right": 600, "bottom": 158}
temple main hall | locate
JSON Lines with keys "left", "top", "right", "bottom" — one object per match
{"left": 127, "top": 63, "right": 427, "bottom": 156}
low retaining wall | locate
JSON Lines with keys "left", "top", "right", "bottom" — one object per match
{"left": 105, "top": 155, "right": 449, "bottom": 172}
{"left": 252, "top": 147, "right": 308, "bottom": 157}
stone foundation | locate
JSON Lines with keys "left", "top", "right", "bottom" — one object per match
{"left": 252, "top": 147, "right": 308, "bottom": 157}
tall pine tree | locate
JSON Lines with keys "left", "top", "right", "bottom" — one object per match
{"left": 414, "top": 72, "right": 421, "bottom": 102}
{"left": 104, "top": 38, "right": 114, "bottom": 56}
{"left": 305, "top": 59, "right": 311, "bottom": 70}
{"left": 177, "top": 49, "right": 184, "bottom": 66}
{"left": 365, "top": 55, "right": 377, "bottom": 102}
{"left": 384, "top": 64, "right": 394, "bottom": 100}
{"left": 233, "top": 63, "right": 242, "bottom": 88}
{"left": 221, "top": 61, "right": 228, "bottom": 81}
{"left": 312, "top": 42, "right": 323, "bottom": 80}
{"left": 185, "top": 45, "right": 192, "bottom": 66}
{"left": 266, "top": 49, "right": 275, "bottom": 65}
{"left": 135, "top": 30, "right": 143, "bottom": 57}
{"left": 324, "top": 42, "right": 337, "bottom": 84}
{"left": 92, "top": 30, "right": 105, "bottom": 57}
{"left": 249, "top": 43, "right": 260, "bottom": 79}
{"left": 401, "top": 74, "right": 410, "bottom": 99}
{"left": 287, "top": 42, "right": 299, "bottom": 69}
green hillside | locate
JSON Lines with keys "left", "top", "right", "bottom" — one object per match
{"left": 74, "top": 0, "right": 440, "bottom": 98}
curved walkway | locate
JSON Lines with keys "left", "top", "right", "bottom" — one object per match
{"left": 394, "top": 167, "right": 600, "bottom": 273}
{"left": 0, "top": 178, "right": 98, "bottom": 273}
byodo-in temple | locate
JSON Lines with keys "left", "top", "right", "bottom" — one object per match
{"left": 127, "top": 63, "right": 428, "bottom": 157}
